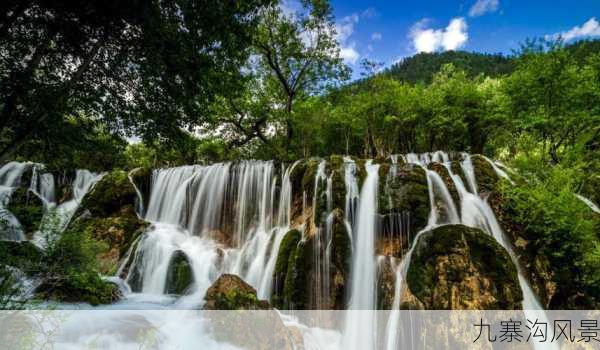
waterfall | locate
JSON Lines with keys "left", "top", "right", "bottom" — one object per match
{"left": 0, "top": 161, "right": 31, "bottom": 240}
{"left": 125, "top": 161, "right": 299, "bottom": 304}
{"left": 343, "top": 157, "right": 359, "bottom": 233}
{"left": 32, "top": 170, "right": 103, "bottom": 249}
{"left": 481, "top": 155, "right": 515, "bottom": 184}
{"left": 29, "top": 166, "right": 56, "bottom": 209}
{"left": 343, "top": 160, "right": 379, "bottom": 350}
{"left": 127, "top": 168, "right": 145, "bottom": 217}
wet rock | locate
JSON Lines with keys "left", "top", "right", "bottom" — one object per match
{"left": 378, "top": 164, "right": 430, "bottom": 239}
{"left": 80, "top": 170, "right": 138, "bottom": 217}
{"left": 272, "top": 229, "right": 301, "bottom": 308}
{"left": 329, "top": 208, "right": 351, "bottom": 309}
{"left": 35, "top": 275, "right": 121, "bottom": 306}
{"left": 128, "top": 167, "right": 152, "bottom": 214}
{"left": 407, "top": 224, "right": 522, "bottom": 310}
{"left": 377, "top": 256, "right": 398, "bottom": 310}
{"left": 165, "top": 250, "right": 194, "bottom": 295}
{"left": 471, "top": 155, "right": 499, "bottom": 195}
{"left": 283, "top": 240, "right": 312, "bottom": 310}
{"left": 70, "top": 205, "right": 147, "bottom": 275}
{"left": 203, "top": 276, "right": 297, "bottom": 350}
{"left": 204, "top": 274, "right": 271, "bottom": 310}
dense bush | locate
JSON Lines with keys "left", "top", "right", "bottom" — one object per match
{"left": 500, "top": 163, "right": 600, "bottom": 307}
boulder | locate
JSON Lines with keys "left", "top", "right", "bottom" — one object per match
{"left": 165, "top": 250, "right": 194, "bottom": 295}
{"left": 79, "top": 170, "right": 139, "bottom": 218}
{"left": 407, "top": 224, "right": 522, "bottom": 310}
{"left": 204, "top": 274, "right": 270, "bottom": 310}
{"left": 203, "top": 274, "right": 298, "bottom": 350}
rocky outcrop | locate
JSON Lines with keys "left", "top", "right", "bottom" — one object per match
{"left": 407, "top": 225, "right": 522, "bottom": 310}
{"left": 165, "top": 250, "right": 194, "bottom": 295}
{"left": 204, "top": 274, "right": 270, "bottom": 310}
{"left": 272, "top": 229, "right": 302, "bottom": 309}
{"left": 378, "top": 163, "right": 429, "bottom": 250}
{"left": 470, "top": 155, "right": 500, "bottom": 195}
{"left": 69, "top": 170, "right": 148, "bottom": 275}
{"left": 203, "top": 274, "right": 302, "bottom": 350}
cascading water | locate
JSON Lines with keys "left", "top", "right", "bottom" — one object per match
{"left": 343, "top": 160, "right": 379, "bottom": 350}
{"left": 32, "top": 170, "right": 103, "bottom": 249}
{"left": 125, "top": 161, "right": 300, "bottom": 304}
{"left": 0, "top": 161, "right": 31, "bottom": 240}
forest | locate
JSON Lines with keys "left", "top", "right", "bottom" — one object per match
{"left": 1, "top": 0, "right": 600, "bottom": 347}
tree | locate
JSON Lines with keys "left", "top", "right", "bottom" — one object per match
{"left": 251, "top": 0, "right": 348, "bottom": 156}
{"left": 504, "top": 39, "right": 600, "bottom": 163}
{"left": 0, "top": 0, "right": 273, "bottom": 161}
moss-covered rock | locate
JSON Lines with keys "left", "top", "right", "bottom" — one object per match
{"left": 407, "top": 224, "right": 522, "bottom": 310}
{"left": 6, "top": 188, "right": 44, "bottom": 236}
{"left": 377, "top": 257, "right": 397, "bottom": 309}
{"left": 471, "top": 155, "right": 499, "bottom": 194}
{"left": 35, "top": 273, "right": 121, "bottom": 306}
{"left": 129, "top": 167, "right": 152, "bottom": 215}
{"left": 272, "top": 229, "right": 301, "bottom": 308}
{"left": 80, "top": 170, "right": 138, "bottom": 218}
{"left": 203, "top": 275, "right": 297, "bottom": 350}
{"left": 329, "top": 208, "right": 351, "bottom": 309}
{"left": 378, "top": 164, "right": 430, "bottom": 238}
{"left": 204, "top": 274, "right": 271, "bottom": 310}
{"left": 283, "top": 239, "right": 312, "bottom": 309}
{"left": 165, "top": 250, "right": 194, "bottom": 295}
{"left": 69, "top": 205, "right": 147, "bottom": 275}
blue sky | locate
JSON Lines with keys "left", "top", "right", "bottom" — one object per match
{"left": 315, "top": 0, "right": 600, "bottom": 75}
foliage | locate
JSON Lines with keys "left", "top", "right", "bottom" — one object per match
{"left": 0, "top": 0, "right": 274, "bottom": 162}
{"left": 37, "top": 226, "right": 118, "bottom": 305}
{"left": 500, "top": 163, "right": 600, "bottom": 307}
{"left": 386, "top": 50, "right": 514, "bottom": 84}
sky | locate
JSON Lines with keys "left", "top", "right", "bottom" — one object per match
{"left": 302, "top": 0, "right": 600, "bottom": 76}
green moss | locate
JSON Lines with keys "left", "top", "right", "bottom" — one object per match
{"left": 204, "top": 274, "right": 270, "bottom": 310}
{"left": 165, "top": 251, "right": 194, "bottom": 295}
{"left": 283, "top": 240, "right": 312, "bottom": 309}
{"left": 379, "top": 165, "right": 430, "bottom": 236}
{"left": 272, "top": 229, "right": 301, "bottom": 308}
{"left": 471, "top": 155, "right": 499, "bottom": 194}
{"left": 79, "top": 170, "right": 137, "bottom": 217}
{"left": 331, "top": 209, "right": 351, "bottom": 276}
{"left": 407, "top": 225, "right": 522, "bottom": 310}
{"left": 36, "top": 271, "right": 120, "bottom": 306}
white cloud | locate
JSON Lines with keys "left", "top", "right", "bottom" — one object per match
{"left": 361, "top": 7, "right": 378, "bottom": 19}
{"left": 546, "top": 17, "right": 600, "bottom": 42}
{"left": 468, "top": 0, "right": 499, "bottom": 17}
{"left": 371, "top": 32, "right": 382, "bottom": 41}
{"left": 340, "top": 45, "right": 360, "bottom": 64}
{"left": 409, "top": 18, "right": 468, "bottom": 53}
{"left": 336, "top": 14, "right": 361, "bottom": 64}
